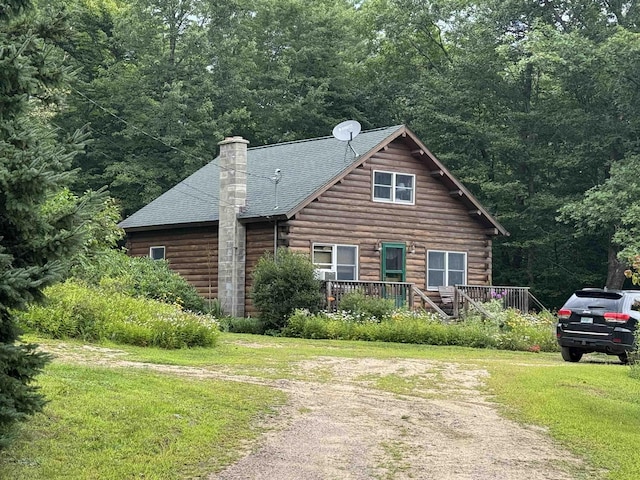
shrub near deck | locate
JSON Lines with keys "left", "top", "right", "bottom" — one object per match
{"left": 17, "top": 281, "right": 220, "bottom": 349}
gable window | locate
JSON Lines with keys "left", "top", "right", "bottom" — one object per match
{"left": 149, "top": 246, "right": 166, "bottom": 260}
{"left": 312, "top": 244, "right": 358, "bottom": 280}
{"left": 427, "top": 250, "right": 466, "bottom": 290}
{"left": 373, "top": 171, "right": 415, "bottom": 205}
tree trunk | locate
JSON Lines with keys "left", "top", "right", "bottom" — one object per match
{"left": 606, "top": 244, "right": 627, "bottom": 289}
{"left": 523, "top": 62, "right": 533, "bottom": 114}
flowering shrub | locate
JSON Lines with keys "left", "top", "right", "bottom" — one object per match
{"left": 283, "top": 309, "right": 497, "bottom": 347}
{"left": 493, "top": 309, "right": 557, "bottom": 352}
{"left": 17, "top": 281, "right": 220, "bottom": 349}
{"left": 282, "top": 305, "right": 558, "bottom": 353}
{"left": 73, "top": 249, "right": 206, "bottom": 312}
{"left": 338, "top": 290, "right": 395, "bottom": 322}
{"left": 623, "top": 258, "right": 640, "bottom": 378}
{"left": 464, "top": 301, "right": 557, "bottom": 352}
{"left": 624, "top": 255, "right": 640, "bottom": 285}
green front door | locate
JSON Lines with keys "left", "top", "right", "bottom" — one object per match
{"left": 381, "top": 243, "right": 406, "bottom": 306}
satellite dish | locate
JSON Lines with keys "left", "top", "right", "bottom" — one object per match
{"left": 332, "top": 120, "right": 361, "bottom": 142}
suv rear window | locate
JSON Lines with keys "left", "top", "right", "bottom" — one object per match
{"left": 564, "top": 291, "right": 623, "bottom": 311}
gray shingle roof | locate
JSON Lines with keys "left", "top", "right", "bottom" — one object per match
{"left": 119, "top": 125, "right": 404, "bottom": 230}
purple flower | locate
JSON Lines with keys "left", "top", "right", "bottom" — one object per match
{"left": 491, "top": 289, "right": 508, "bottom": 300}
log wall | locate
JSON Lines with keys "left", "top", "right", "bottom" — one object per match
{"left": 126, "top": 226, "right": 219, "bottom": 303}
{"left": 126, "top": 222, "right": 281, "bottom": 317}
{"left": 244, "top": 221, "right": 281, "bottom": 317}
{"left": 287, "top": 138, "right": 493, "bottom": 304}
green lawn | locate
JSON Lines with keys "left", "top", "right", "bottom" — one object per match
{"left": 1, "top": 334, "right": 639, "bottom": 479}
{"left": 0, "top": 358, "right": 285, "bottom": 479}
{"left": 488, "top": 360, "right": 640, "bottom": 480}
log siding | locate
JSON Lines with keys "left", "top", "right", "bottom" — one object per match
{"left": 244, "top": 221, "right": 282, "bottom": 317}
{"left": 126, "top": 226, "right": 219, "bottom": 302}
{"left": 287, "top": 139, "right": 493, "bottom": 304}
{"left": 126, "top": 221, "right": 282, "bottom": 317}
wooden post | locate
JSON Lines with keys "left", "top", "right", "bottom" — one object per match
{"left": 453, "top": 287, "right": 459, "bottom": 318}
{"left": 408, "top": 284, "right": 414, "bottom": 309}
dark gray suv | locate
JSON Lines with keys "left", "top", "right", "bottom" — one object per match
{"left": 556, "top": 289, "right": 640, "bottom": 363}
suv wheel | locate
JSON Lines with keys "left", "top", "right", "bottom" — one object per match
{"left": 561, "top": 347, "right": 583, "bottom": 362}
{"left": 618, "top": 353, "right": 629, "bottom": 364}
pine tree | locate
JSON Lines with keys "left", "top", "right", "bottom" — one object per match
{"left": 0, "top": 0, "right": 98, "bottom": 448}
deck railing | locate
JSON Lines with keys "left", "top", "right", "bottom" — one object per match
{"left": 322, "top": 280, "right": 415, "bottom": 310}
{"left": 456, "top": 285, "right": 529, "bottom": 312}
{"left": 322, "top": 281, "right": 547, "bottom": 320}
{"left": 455, "top": 285, "right": 548, "bottom": 314}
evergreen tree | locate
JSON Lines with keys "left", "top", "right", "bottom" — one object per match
{"left": 0, "top": 0, "right": 100, "bottom": 448}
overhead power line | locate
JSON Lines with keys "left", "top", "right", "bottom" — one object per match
{"left": 71, "top": 87, "right": 274, "bottom": 182}
{"left": 70, "top": 87, "right": 279, "bottom": 210}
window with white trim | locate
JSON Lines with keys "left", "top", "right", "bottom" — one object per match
{"left": 427, "top": 250, "right": 466, "bottom": 290}
{"left": 312, "top": 244, "right": 358, "bottom": 280}
{"left": 149, "top": 246, "right": 166, "bottom": 260}
{"left": 373, "top": 170, "right": 415, "bottom": 204}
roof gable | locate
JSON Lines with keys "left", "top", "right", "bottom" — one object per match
{"left": 119, "top": 125, "right": 507, "bottom": 236}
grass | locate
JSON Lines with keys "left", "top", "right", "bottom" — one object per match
{"left": 487, "top": 360, "right": 640, "bottom": 480}
{"left": 377, "top": 440, "right": 412, "bottom": 479}
{"left": 0, "top": 360, "right": 284, "bottom": 480}
{"left": 3, "top": 333, "right": 640, "bottom": 479}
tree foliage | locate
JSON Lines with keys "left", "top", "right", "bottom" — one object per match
{"left": 370, "top": 0, "right": 640, "bottom": 302}
{"left": 0, "top": 0, "right": 101, "bottom": 448}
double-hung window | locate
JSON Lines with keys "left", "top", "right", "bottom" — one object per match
{"left": 427, "top": 251, "right": 466, "bottom": 290}
{"left": 312, "top": 244, "right": 358, "bottom": 280}
{"left": 149, "top": 246, "right": 166, "bottom": 260}
{"left": 373, "top": 171, "right": 415, "bottom": 204}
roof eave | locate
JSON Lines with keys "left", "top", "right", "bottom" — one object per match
{"left": 121, "top": 220, "right": 218, "bottom": 233}
{"left": 403, "top": 129, "right": 509, "bottom": 237}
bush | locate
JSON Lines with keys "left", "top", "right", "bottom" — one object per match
{"left": 219, "top": 317, "right": 267, "bottom": 335}
{"left": 629, "top": 328, "right": 640, "bottom": 379}
{"left": 17, "top": 281, "right": 220, "bottom": 349}
{"left": 73, "top": 249, "right": 206, "bottom": 312}
{"left": 251, "top": 249, "right": 323, "bottom": 330}
{"left": 338, "top": 290, "right": 395, "bottom": 321}
{"left": 282, "top": 307, "right": 558, "bottom": 352}
{"left": 461, "top": 301, "right": 558, "bottom": 352}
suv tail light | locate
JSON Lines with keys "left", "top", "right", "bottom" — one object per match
{"left": 604, "top": 312, "right": 630, "bottom": 323}
{"left": 558, "top": 309, "right": 571, "bottom": 320}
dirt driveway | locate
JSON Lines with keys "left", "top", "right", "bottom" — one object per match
{"left": 209, "top": 355, "right": 593, "bottom": 480}
{"left": 51, "top": 342, "right": 598, "bottom": 480}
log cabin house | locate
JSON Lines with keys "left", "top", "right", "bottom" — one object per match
{"left": 119, "top": 125, "right": 508, "bottom": 317}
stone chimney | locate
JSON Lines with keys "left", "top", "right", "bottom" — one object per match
{"left": 218, "top": 136, "right": 249, "bottom": 318}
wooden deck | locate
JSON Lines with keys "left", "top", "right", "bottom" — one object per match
{"left": 322, "top": 281, "right": 547, "bottom": 320}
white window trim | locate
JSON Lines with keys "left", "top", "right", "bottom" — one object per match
{"left": 149, "top": 245, "right": 166, "bottom": 260}
{"left": 426, "top": 250, "right": 467, "bottom": 291}
{"left": 312, "top": 243, "right": 359, "bottom": 281}
{"left": 372, "top": 170, "right": 416, "bottom": 205}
